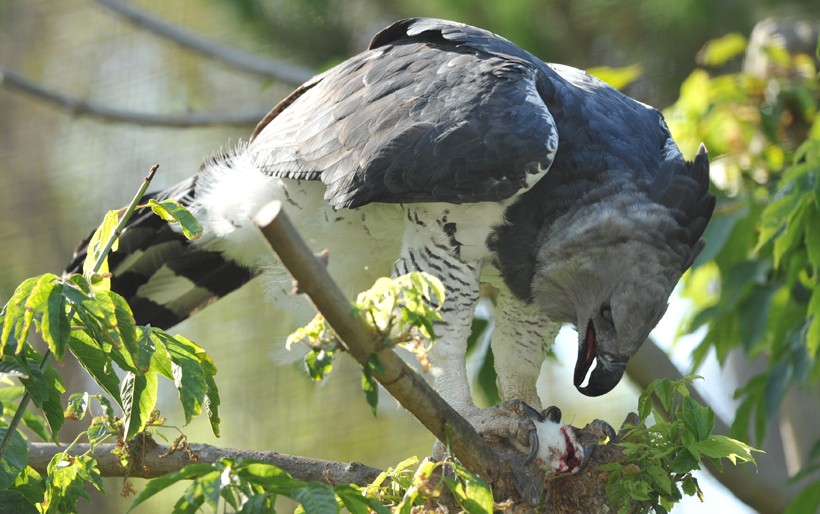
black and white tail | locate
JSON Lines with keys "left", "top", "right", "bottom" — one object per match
{"left": 65, "top": 175, "right": 255, "bottom": 329}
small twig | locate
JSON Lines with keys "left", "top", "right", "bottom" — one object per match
{"left": 27, "top": 442, "right": 382, "bottom": 485}
{"left": 90, "top": 165, "right": 158, "bottom": 274}
{"left": 95, "top": 0, "right": 314, "bottom": 86}
{"left": 0, "top": 67, "right": 269, "bottom": 127}
{"left": 253, "top": 202, "right": 502, "bottom": 483}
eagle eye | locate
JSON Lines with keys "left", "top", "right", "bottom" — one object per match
{"left": 601, "top": 304, "right": 613, "bottom": 322}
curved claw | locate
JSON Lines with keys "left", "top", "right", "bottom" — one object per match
{"left": 523, "top": 429, "right": 540, "bottom": 466}
{"left": 542, "top": 405, "right": 562, "bottom": 423}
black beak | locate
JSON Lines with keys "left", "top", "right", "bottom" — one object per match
{"left": 574, "top": 321, "right": 628, "bottom": 397}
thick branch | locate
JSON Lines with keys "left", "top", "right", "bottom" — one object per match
{"left": 253, "top": 202, "right": 503, "bottom": 484}
{"left": 0, "top": 67, "right": 268, "bottom": 127}
{"left": 28, "top": 441, "right": 381, "bottom": 485}
{"left": 627, "top": 340, "right": 791, "bottom": 514}
{"left": 96, "top": 0, "right": 314, "bottom": 86}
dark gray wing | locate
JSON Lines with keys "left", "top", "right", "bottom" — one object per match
{"left": 248, "top": 18, "right": 558, "bottom": 210}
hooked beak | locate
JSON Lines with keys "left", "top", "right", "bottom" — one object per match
{"left": 574, "top": 320, "right": 627, "bottom": 397}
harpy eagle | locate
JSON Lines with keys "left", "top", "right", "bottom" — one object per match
{"left": 67, "top": 18, "right": 714, "bottom": 472}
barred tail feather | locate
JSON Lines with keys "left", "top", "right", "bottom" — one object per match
{"left": 65, "top": 176, "right": 255, "bottom": 329}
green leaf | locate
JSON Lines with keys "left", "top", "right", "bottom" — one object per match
{"left": 146, "top": 330, "right": 174, "bottom": 380}
{"left": 763, "top": 360, "right": 792, "bottom": 429}
{"left": 784, "top": 479, "right": 820, "bottom": 514}
{"left": 168, "top": 343, "right": 207, "bottom": 426}
{"left": 236, "top": 461, "right": 306, "bottom": 492}
{"left": 19, "top": 349, "right": 65, "bottom": 439}
{"left": 305, "top": 349, "right": 333, "bottom": 381}
{"left": 147, "top": 199, "right": 203, "bottom": 240}
{"left": 63, "top": 392, "right": 89, "bottom": 421}
{"left": 83, "top": 210, "right": 121, "bottom": 280}
{"left": 681, "top": 396, "right": 714, "bottom": 442}
{"left": 135, "top": 327, "right": 156, "bottom": 374}
{"left": 0, "top": 490, "right": 39, "bottom": 514}
{"left": 67, "top": 332, "right": 123, "bottom": 407}
{"left": 0, "top": 360, "right": 29, "bottom": 379}
{"left": 21, "top": 410, "right": 50, "bottom": 442}
{"left": 39, "top": 283, "right": 70, "bottom": 361}
{"left": 183, "top": 470, "right": 222, "bottom": 511}
{"left": 695, "top": 435, "right": 757, "bottom": 465}
{"left": 0, "top": 428, "right": 29, "bottom": 489}
{"left": 335, "top": 484, "right": 389, "bottom": 514}
{"left": 698, "top": 33, "right": 747, "bottom": 66}
{"left": 43, "top": 454, "right": 103, "bottom": 512}
{"left": 127, "top": 463, "right": 215, "bottom": 512}
{"left": 645, "top": 465, "right": 673, "bottom": 496}
{"left": 153, "top": 332, "right": 211, "bottom": 426}
{"left": 120, "top": 371, "right": 158, "bottom": 441}
{"left": 772, "top": 192, "right": 811, "bottom": 269}
{"left": 204, "top": 371, "right": 221, "bottom": 438}
{"left": 587, "top": 64, "right": 643, "bottom": 90}
{"left": 669, "top": 449, "right": 700, "bottom": 474}
{"left": 291, "top": 483, "right": 339, "bottom": 514}
{"left": 12, "top": 466, "right": 45, "bottom": 506}
{"left": 452, "top": 464, "right": 494, "bottom": 514}
{"left": 362, "top": 361, "right": 379, "bottom": 417}
{"left": 87, "top": 418, "right": 115, "bottom": 446}
{"left": 109, "top": 292, "right": 139, "bottom": 362}
{"left": 1, "top": 277, "right": 40, "bottom": 355}
{"left": 64, "top": 285, "right": 123, "bottom": 350}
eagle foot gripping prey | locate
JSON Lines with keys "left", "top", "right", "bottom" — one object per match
{"left": 435, "top": 402, "right": 592, "bottom": 474}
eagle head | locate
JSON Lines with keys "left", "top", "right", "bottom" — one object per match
{"left": 531, "top": 147, "right": 713, "bottom": 397}
{"left": 572, "top": 262, "right": 674, "bottom": 396}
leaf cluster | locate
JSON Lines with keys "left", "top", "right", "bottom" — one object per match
{"left": 287, "top": 272, "right": 445, "bottom": 415}
{"left": 130, "top": 452, "right": 495, "bottom": 514}
{"left": 602, "top": 377, "right": 757, "bottom": 513}
{"left": 0, "top": 190, "right": 217, "bottom": 512}
{"left": 666, "top": 33, "right": 820, "bottom": 511}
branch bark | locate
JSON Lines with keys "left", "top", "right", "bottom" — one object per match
{"left": 27, "top": 441, "right": 381, "bottom": 485}
{"left": 252, "top": 202, "right": 504, "bottom": 482}
{"left": 0, "top": 67, "right": 269, "bottom": 127}
{"left": 95, "top": 0, "right": 314, "bottom": 86}
{"left": 627, "top": 339, "right": 792, "bottom": 514}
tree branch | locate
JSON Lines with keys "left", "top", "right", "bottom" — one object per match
{"left": 252, "top": 202, "right": 505, "bottom": 482}
{"left": 627, "top": 340, "right": 791, "bottom": 514}
{"left": 27, "top": 441, "right": 381, "bottom": 485}
{"left": 0, "top": 67, "right": 269, "bottom": 127}
{"left": 95, "top": 0, "right": 314, "bottom": 86}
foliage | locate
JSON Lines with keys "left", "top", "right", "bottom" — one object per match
{"left": 666, "top": 33, "right": 820, "bottom": 511}
{"left": 0, "top": 180, "right": 215, "bottom": 513}
{"left": 602, "top": 377, "right": 757, "bottom": 514}
{"left": 132, "top": 454, "right": 496, "bottom": 514}
{"left": 287, "top": 272, "right": 444, "bottom": 414}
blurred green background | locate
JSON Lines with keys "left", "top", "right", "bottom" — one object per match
{"left": 1, "top": 1, "right": 818, "bottom": 512}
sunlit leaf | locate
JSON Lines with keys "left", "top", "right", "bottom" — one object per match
{"left": 587, "top": 64, "right": 643, "bottom": 90}
{"left": 67, "top": 332, "right": 124, "bottom": 407}
{"left": 291, "top": 483, "right": 338, "bottom": 514}
{"left": 698, "top": 33, "right": 747, "bottom": 67}
{"left": 63, "top": 392, "right": 89, "bottom": 421}
{"left": 127, "top": 463, "right": 215, "bottom": 512}
{"left": 83, "top": 210, "right": 120, "bottom": 280}
{"left": 120, "top": 371, "right": 158, "bottom": 441}
{"left": 0, "top": 428, "right": 28, "bottom": 489}
{"left": 147, "top": 199, "right": 203, "bottom": 240}
{"left": 362, "top": 363, "right": 379, "bottom": 417}
{"left": 1, "top": 276, "right": 44, "bottom": 355}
